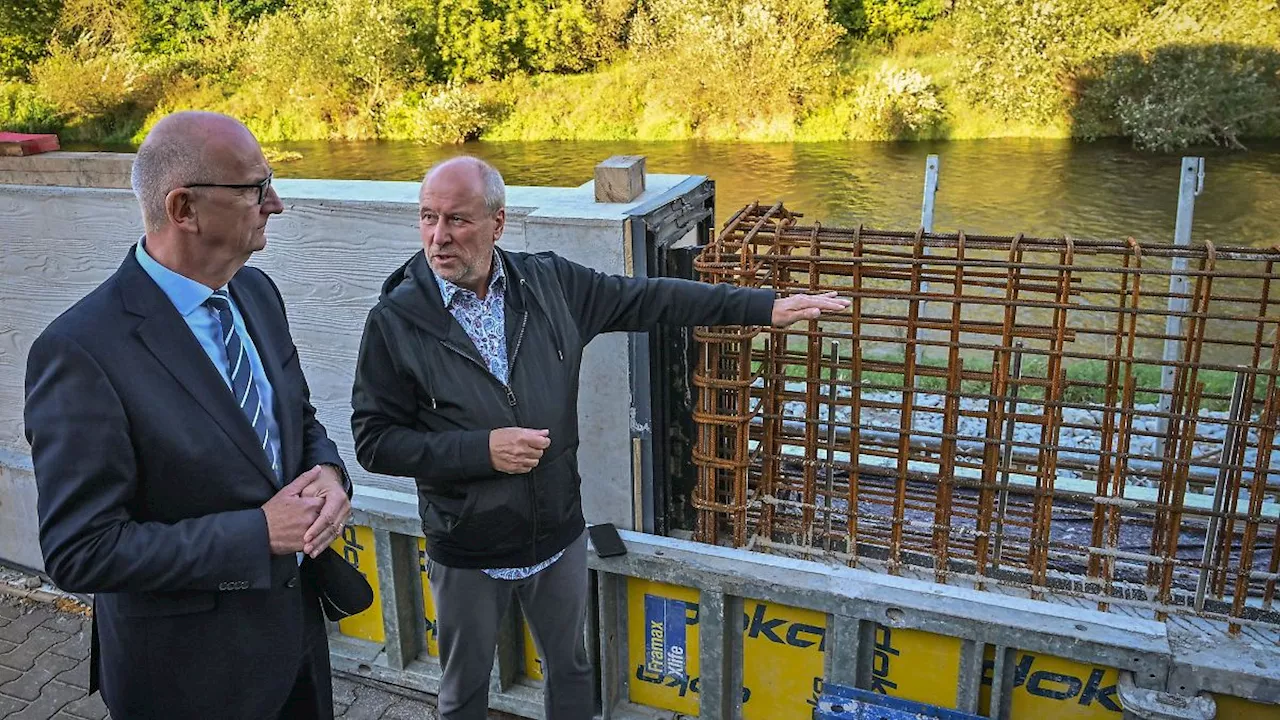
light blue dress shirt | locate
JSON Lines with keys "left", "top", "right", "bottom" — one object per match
{"left": 135, "top": 240, "right": 282, "bottom": 478}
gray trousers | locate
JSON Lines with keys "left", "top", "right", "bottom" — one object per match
{"left": 427, "top": 531, "right": 593, "bottom": 720}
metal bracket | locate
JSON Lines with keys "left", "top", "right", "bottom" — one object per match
{"left": 1117, "top": 671, "right": 1216, "bottom": 720}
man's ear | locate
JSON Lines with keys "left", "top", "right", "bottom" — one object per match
{"left": 167, "top": 188, "right": 200, "bottom": 234}
{"left": 492, "top": 207, "right": 505, "bottom": 243}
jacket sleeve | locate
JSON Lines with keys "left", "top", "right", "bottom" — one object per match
{"left": 262, "top": 271, "right": 350, "bottom": 494}
{"left": 549, "top": 254, "right": 775, "bottom": 341}
{"left": 24, "top": 332, "right": 272, "bottom": 594}
{"left": 350, "top": 309, "right": 493, "bottom": 483}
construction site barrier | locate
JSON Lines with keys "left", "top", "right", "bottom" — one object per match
{"left": 328, "top": 494, "right": 1277, "bottom": 719}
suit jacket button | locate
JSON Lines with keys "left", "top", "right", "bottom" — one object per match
{"left": 286, "top": 577, "right": 298, "bottom": 589}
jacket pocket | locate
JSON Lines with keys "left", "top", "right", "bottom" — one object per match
{"left": 115, "top": 591, "right": 217, "bottom": 618}
{"left": 451, "top": 476, "right": 530, "bottom": 550}
{"left": 535, "top": 449, "right": 581, "bottom": 531}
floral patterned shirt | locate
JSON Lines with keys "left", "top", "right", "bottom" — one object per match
{"left": 435, "top": 253, "right": 565, "bottom": 580}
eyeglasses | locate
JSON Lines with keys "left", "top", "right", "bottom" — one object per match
{"left": 183, "top": 171, "right": 274, "bottom": 205}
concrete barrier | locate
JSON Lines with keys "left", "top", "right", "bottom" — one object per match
{"left": 0, "top": 153, "right": 703, "bottom": 571}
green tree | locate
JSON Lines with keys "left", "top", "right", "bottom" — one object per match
{"left": 953, "top": 0, "right": 1147, "bottom": 124}
{"left": 401, "top": 0, "right": 626, "bottom": 83}
{"left": 137, "top": 0, "right": 284, "bottom": 55}
{"left": 828, "top": 0, "right": 945, "bottom": 39}
{"left": 0, "top": 0, "right": 62, "bottom": 79}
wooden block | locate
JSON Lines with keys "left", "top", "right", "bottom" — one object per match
{"left": 0, "top": 133, "right": 60, "bottom": 157}
{"left": 594, "top": 155, "right": 646, "bottom": 203}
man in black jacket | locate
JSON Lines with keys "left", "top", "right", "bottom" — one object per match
{"left": 350, "top": 157, "right": 847, "bottom": 720}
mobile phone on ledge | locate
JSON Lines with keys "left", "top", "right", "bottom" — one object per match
{"left": 588, "top": 523, "right": 627, "bottom": 558}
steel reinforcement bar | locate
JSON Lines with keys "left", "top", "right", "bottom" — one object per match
{"left": 692, "top": 202, "right": 1280, "bottom": 632}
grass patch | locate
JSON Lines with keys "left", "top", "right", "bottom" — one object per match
{"left": 753, "top": 348, "right": 1248, "bottom": 409}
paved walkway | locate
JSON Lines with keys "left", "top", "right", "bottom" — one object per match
{"left": 0, "top": 595, "right": 467, "bottom": 720}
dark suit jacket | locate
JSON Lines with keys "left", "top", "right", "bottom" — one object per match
{"left": 24, "top": 249, "right": 349, "bottom": 720}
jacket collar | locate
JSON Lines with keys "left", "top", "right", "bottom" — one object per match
{"left": 385, "top": 247, "right": 530, "bottom": 339}
{"left": 434, "top": 250, "right": 507, "bottom": 309}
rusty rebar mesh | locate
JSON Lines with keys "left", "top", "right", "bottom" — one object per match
{"left": 692, "top": 202, "right": 1280, "bottom": 632}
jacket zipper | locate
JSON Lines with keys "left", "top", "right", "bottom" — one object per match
{"left": 441, "top": 311, "right": 539, "bottom": 564}
{"left": 507, "top": 310, "right": 529, "bottom": 404}
{"left": 507, "top": 309, "right": 539, "bottom": 563}
{"left": 520, "top": 277, "right": 564, "bottom": 361}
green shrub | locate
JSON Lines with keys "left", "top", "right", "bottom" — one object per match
{"left": 482, "top": 66, "right": 645, "bottom": 140}
{"left": 952, "top": 0, "right": 1145, "bottom": 125}
{"left": 30, "top": 35, "right": 171, "bottom": 117}
{"left": 383, "top": 83, "right": 489, "bottom": 142}
{"left": 1074, "top": 0, "right": 1280, "bottom": 150}
{"left": 0, "top": 80, "right": 63, "bottom": 130}
{"left": 849, "top": 64, "right": 944, "bottom": 139}
{"left": 400, "top": 0, "right": 627, "bottom": 83}
{"left": 830, "top": 0, "right": 946, "bottom": 40}
{"left": 631, "top": 0, "right": 844, "bottom": 137}
{"left": 229, "top": 0, "right": 416, "bottom": 139}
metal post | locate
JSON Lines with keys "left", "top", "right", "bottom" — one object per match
{"left": 374, "top": 530, "right": 424, "bottom": 671}
{"left": 921, "top": 154, "right": 940, "bottom": 233}
{"left": 823, "top": 614, "right": 863, "bottom": 689}
{"left": 915, "top": 154, "right": 940, "bottom": 370}
{"left": 825, "top": 340, "right": 840, "bottom": 552}
{"left": 1156, "top": 158, "right": 1205, "bottom": 456}
{"left": 988, "top": 645, "right": 1018, "bottom": 720}
{"left": 1195, "top": 369, "right": 1249, "bottom": 612}
{"left": 992, "top": 342, "right": 1025, "bottom": 571}
{"left": 698, "top": 589, "right": 744, "bottom": 720}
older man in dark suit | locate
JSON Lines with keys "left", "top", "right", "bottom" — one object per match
{"left": 24, "top": 111, "right": 353, "bottom": 720}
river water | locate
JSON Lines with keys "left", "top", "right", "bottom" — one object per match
{"left": 261, "top": 137, "right": 1280, "bottom": 247}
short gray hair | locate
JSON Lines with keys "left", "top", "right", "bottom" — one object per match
{"left": 424, "top": 157, "right": 506, "bottom": 215}
{"left": 131, "top": 136, "right": 200, "bottom": 233}
{"left": 131, "top": 111, "right": 254, "bottom": 233}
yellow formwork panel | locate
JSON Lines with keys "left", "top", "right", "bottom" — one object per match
{"left": 627, "top": 580, "right": 702, "bottom": 716}
{"left": 740, "top": 608, "right": 963, "bottom": 716}
{"left": 1214, "top": 695, "right": 1280, "bottom": 719}
{"left": 625, "top": 582, "right": 963, "bottom": 718}
{"left": 523, "top": 616, "right": 545, "bottom": 680}
{"left": 416, "top": 538, "right": 441, "bottom": 657}
{"left": 335, "top": 525, "right": 384, "bottom": 643}
{"left": 623, "top": 579, "right": 1141, "bottom": 719}
{"left": 867, "top": 624, "right": 963, "bottom": 709}
{"left": 979, "top": 648, "right": 1122, "bottom": 718}
{"left": 741, "top": 599, "right": 825, "bottom": 718}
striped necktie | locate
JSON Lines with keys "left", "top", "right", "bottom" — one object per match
{"left": 205, "top": 290, "right": 279, "bottom": 481}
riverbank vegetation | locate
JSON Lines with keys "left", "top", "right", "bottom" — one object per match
{"left": 2, "top": 0, "right": 1278, "bottom": 150}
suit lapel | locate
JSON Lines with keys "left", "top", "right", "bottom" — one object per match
{"left": 231, "top": 277, "right": 295, "bottom": 488}
{"left": 121, "top": 253, "right": 278, "bottom": 489}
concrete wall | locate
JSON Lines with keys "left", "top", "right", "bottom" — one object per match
{"left": 0, "top": 162, "right": 693, "bottom": 570}
{"left": 0, "top": 151, "right": 132, "bottom": 189}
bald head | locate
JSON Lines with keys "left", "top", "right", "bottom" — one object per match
{"left": 422, "top": 157, "right": 506, "bottom": 216}
{"left": 131, "top": 111, "right": 262, "bottom": 232}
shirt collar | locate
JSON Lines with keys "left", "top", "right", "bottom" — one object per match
{"left": 434, "top": 251, "right": 505, "bottom": 308}
{"left": 134, "top": 238, "right": 222, "bottom": 317}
